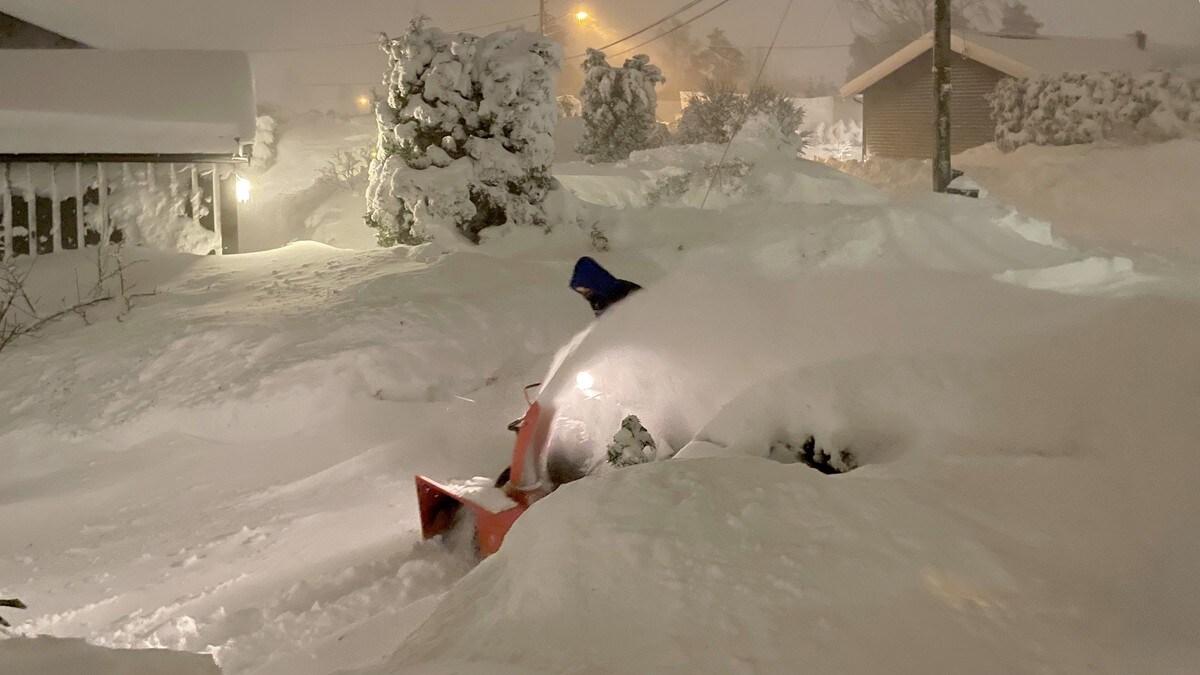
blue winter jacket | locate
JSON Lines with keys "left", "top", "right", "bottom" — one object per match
{"left": 569, "top": 257, "right": 642, "bottom": 317}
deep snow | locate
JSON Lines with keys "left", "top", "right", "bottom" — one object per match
{"left": 3, "top": 122, "right": 1200, "bottom": 674}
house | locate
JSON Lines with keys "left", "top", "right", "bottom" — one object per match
{"left": 0, "top": 49, "right": 256, "bottom": 258}
{"left": 0, "top": 10, "right": 87, "bottom": 48}
{"left": 839, "top": 31, "right": 1166, "bottom": 159}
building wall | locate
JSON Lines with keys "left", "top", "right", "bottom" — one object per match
{"left": 0, "top": 11, "right": 87, "bottom": 48}
{"left": 862, "top": 51, "right": 1006, "bottom": 159}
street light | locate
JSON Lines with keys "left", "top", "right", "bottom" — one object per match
{"left": 574, "top": 9, "right": 590, "bottom": 22}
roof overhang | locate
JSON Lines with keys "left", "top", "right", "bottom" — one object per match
{"left": 0, "top": 50, "right": 256, "bottom": 156}
{"left": 839, "top": 31, "right": 1040, "bottom": 98}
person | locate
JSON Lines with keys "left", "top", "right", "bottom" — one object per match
{"left": 569, "top": 256, "right": 641, "bottom": 317}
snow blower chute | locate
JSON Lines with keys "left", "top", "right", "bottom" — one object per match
{"left": 415, "top": 390, "right": 554, "bottom": 557}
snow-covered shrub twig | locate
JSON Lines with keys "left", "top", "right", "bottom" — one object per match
{"left": 0, "top": 597, "right": 26, "bottom": 629}
{"left": 318, "top": 147, "right": 373, "bottom": 192}
{"left": 0, "top": 244, "right": 153, "bottom": 353}
{"left": 647, "top": 157, "right": 757, "bottom": 206}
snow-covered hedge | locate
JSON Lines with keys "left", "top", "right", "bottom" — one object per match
{"left": 991, "top": 70, "right": 1200, "bottom": 151}
{"left": 366, "top": 20, "right": 561, "bottom": 245}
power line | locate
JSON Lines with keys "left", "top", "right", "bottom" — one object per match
{"left": 247, "top": 11, "right": 551, "bottom": 53}
{"left": 607, "top": 0, "right": 737, "bottom": 58}
{"left": 571, "top": 0, "right": 736, "bottom": 61}
{"left": 700, "top": 0, "right": 795, "bottom": 209}
{"left": 454, "top": 13, "right": 539, "bottom": 33}
{"left": 593, "top": 0, "right": 709, "bottom": 52}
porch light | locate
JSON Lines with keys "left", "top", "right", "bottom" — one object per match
{"left": 235, "top": 176, "right": 252, "bottom": 204}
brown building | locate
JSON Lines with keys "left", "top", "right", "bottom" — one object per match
{"left": 840, "top": 31, "right": 1163, "bottom": 159}
{"left": 0, "top": 10, "right": 87, "bottom": 48}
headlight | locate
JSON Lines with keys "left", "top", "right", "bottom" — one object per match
{"left": 576, "top": 371, "right": 595, "bottom": 391}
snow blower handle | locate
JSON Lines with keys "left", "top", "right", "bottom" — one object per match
{"left": 523, "top": 382, "right": 542, "bottom": 405}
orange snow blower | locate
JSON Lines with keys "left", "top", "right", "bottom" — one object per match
{"left": 415, "top": 389, "right": 552, "bottom": 558}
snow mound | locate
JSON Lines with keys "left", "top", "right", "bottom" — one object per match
{"left": 0, "top": 636, "right": 219, "bottom": 674}
{"left": 833, "top": 139, "right": 1200, "bottom": 261}
{"left": 556, "top": 134, "right": 886, "bottom": 210}
{"left": 377, "top": 287, "right": 1200, "bottom": 675}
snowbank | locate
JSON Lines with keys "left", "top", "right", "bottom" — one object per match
{"left": 0, "top": 636, "right": 219, "bottom": 674}
{"left": 828, "top": 138, "right": 1200, "bottom": 260}
{"left": 557, "top": 131, "right": 886, "bottom": 210}
{"left": 3, "top": 115, "right": 1200, "bottom": 675}
{"left": 377, "top": 247, "right": 1200, "bottom": 675}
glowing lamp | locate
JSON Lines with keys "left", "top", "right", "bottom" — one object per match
{"left": 235, "top": 176, "right": 252, "bottom": 204}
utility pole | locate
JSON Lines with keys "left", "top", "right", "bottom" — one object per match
{"left": 933, "top": 0, "right": 952, "bottom": 193}
{"left": 539, "top": 0, "right": 547, "bottom": 35}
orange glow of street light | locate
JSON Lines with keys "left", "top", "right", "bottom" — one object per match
{"left": 574, "top": 9, "right": 590, "bottom": 23}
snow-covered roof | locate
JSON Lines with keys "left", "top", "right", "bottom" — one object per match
{"left": 0, "top": 49, "right": 256, "bottom": 157}
{"left": 841, "top": 31, "right": 1163, "bottom": 98}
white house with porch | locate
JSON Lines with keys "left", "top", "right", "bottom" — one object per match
{"left": 0, "top": 49, "right": 256, "bottom": 258}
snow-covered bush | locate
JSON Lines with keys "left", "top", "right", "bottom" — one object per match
{"left": 605, "top": 415, "right": 658, "bottom": 468}
{"left": 647, "top": 156, "right": 757, "bottom": 206}
{"left": 366, "top": 19, "right": 562, "bottom": 245}
{"left": 318, "top": 146, "right": 373, "bottom": 192}
{"left": 806, "top": 119, "right": 864, "bottom": 160}
{"left": 676, "top": 80, "right": 808, "bottom": 151}
{"left": 991, "top": 70, "right": 1200, "bottom": 151}
{"left": 768, "top": 436, "right": 857, "bottom": 474}
{"left": 576, "top": 49, "right": 667, "bottom": 163}
{"left": 557, "top": 94, "right": 582, "bottom": 117}
{"left": 249, "top": 115, "right": 278, "bottom": 173}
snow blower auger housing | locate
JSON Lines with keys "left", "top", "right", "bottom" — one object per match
{"left": 415, "top": 398, "right": 551, "bottom": 558}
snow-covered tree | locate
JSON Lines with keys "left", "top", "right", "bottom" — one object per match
{"left": 365, "top": 18, "right": 562, "bottom": 244}
{"left": 698, "top": 29, "right": 746, "bottom": 83}
{"left": 999, "top": 1, "right": 1043, "bottom": 37}
{"left": 576, "top": 49, "right": 667, "bottom": 163}
{"left": 676, "top": 79, "right": 806, "bottom": 149}
{"left": 676, "top": 79, "right": 744, "bottom": 144}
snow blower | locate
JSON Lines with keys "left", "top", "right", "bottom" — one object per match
{"left": 415, "top": 384, "right": 555, "bottom": 557}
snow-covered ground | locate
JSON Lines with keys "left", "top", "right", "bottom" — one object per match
{"left": 3, "top": 121, "right": 1199, "bottom": 674}
{"left": 239, "top": 112, "right": 379, "bottom": 253}
{"left": 827, "top": 137, "right": 1200, "bottom": 261}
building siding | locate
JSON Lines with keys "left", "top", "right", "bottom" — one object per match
{"left": 863, "top": 51, "right": 1007, "bottom": 159}
{"left": 0, "top": 11, "right": 87, "bottom": 48}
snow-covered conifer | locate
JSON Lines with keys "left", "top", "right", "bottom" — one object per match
{"left": 698, "top": 29, "right": 746, "bottom": 83}
{"left": 365, "top": 19, "right": 562, "bottom": 244}
{"left": 576, "top": 49, "right": 666, "bottom": 163}
{"left": 1000, "top": 1, "right": 1043, "bottom": 37}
